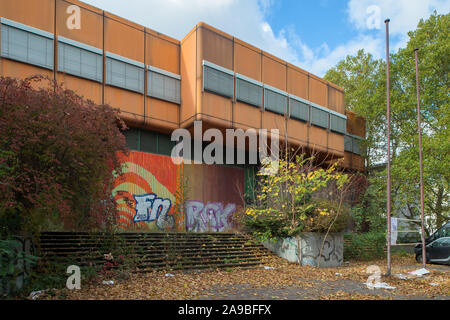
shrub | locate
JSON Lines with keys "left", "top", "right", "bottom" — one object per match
{"left": 301, "top": 199, "right": 350, "bottom": 233}
{"left": 243, "top": 154, "right": 350, "bottom": 242}
{"left": 0, "top": 76, "right": 128, "bottom": 236}
{"left": 344, "top": 231, "right": 386, "bottom": 260}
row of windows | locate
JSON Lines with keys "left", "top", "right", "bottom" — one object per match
{"left": 124, "top": 128, "right": 176, "bottom": 156}
{"left": 124, "top": 127, "right": 259, "bottom": 165}
{"left": 345, "top": 134, "right": 364, "bottom": 155}
{"left": 1, "top": 19, "right": 54, "bottom": 70}
{"left": 0, "top": 18, "right": 180, "bottom": 104}
{"left": 202, "top": 60, "right": 348, "bottom": 135}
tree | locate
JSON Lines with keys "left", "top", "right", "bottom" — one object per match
{"left": 244, "top": 153, "right": 350, "bottom": 241}
{"left": 323, "top": 12, "right": 449, "bottom": 232}
{"left": 390, "top": 12, "right": 449, "bottom": 229}
{"left": 0, "top": 76, "right": 128, "bottom": 237}
{"left": 324, "top": 49, "right": 387, "bottom": 167}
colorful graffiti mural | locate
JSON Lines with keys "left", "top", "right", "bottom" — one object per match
{"left": 112, "top": 151, "right": 245, "bottom": 232}
{"left": 112, "top": 151, "right": 181, "bottom": 230}
{"left": 185, "top": 201, "right": 236, "bottom": 232}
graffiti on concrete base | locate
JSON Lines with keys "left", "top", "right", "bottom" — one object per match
{"left": 185, "top": 201, "right": 236, "bottom": 232}
{"left": 263, "top": 233, "right": 343, "bottom": 267}
{"left": 133, "top": 193, "right": 174, "bottom": 229}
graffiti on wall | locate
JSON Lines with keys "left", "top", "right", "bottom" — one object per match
{"left": 112, "top": 151, "right": 181, "bottom": 230}
{"left": 185, "top": 201, "right": 236, "bottom": 232}
{"left": 133, "top": 194, "right": 174, "bottom": 229}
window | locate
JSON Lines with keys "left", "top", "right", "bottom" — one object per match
{"left": 1, "top": 18, "right": 53, "bottom": 69}
{"left": 352, "top": 136, "right": 362, "bottom": 155}
{"left": 264, "top": 86, "right": 287, "bottom": 115}
{"left": 106, "top": 53, "right": 144, "bottom": 93}
{"left": 123, "top": 128, "right": 175, "bottom": 156}
{"left": 140, "top": 130, "right": 158, "bottom": 154}
{"left": 289, "top": 97, "right": 309, "bottom": 122}
{"left": 58, "top": 37, "right": 102, "bottom": 82}
{"left": 147, "top": 66, "right": 181, "bottom": 104}
{"left": 344, "top": 135, "right": 353, "bottom": 152}
{"left": 124, "top": 128, "right": 140, "bottom": 150}
{"left": 330, "top": 114, "right": 346, "bottom": 134}
{"left": 345, "top": 134, "right": 364, "bottom": 155}
{"left": 236, "top": 75, "right": 262, "bottom": 107}
{"left": 310, "top": 106, "right": 329, "bottom": 129}
{"left": 203, "top": 61, "right": 234, "bottom": 98}
{"left": 157, "top": 134, "right": 176, "bottom": 156}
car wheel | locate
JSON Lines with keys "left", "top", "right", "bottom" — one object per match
{"left": 416, "top": 254, "right": 422, "bottom": 263}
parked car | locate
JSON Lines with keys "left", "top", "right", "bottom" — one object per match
{"left": 414, "top": 222, "right": 450, "bottom": 265}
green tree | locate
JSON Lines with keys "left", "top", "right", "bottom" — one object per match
{"left": 324, "top": 49, "right": 387, "bottom": 167}
{"left": 390, "top": 12, "right": 449, "bottom": 229}
{"left": 323, "top": 12, "right": 449, "bottom": 232}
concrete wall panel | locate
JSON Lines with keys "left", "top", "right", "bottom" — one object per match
{"left": 0, "top": 0, "right": 54, "bottom": 33}
{"left": 287, "top": 67, "right": 309, "bottom": 100}
{"left": 234, "top": 40, "right": 261, "bottom": 81}
{"left": 262, "top": 54, "right": 286, "bottom": 91}
{"left": 146, "top": 33, "right": 179, "bottom": 74}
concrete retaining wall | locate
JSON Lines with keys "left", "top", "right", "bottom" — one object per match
{"left": 262, "top": 232, "right": 344, "bottom": 267}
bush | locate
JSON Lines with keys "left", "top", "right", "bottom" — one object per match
{"left": 0, "top": 76, "right": 128, "bottom": 236}
{"left": 344, "top": 231, "right": 386, "bottom": 260}
{"left": 244, "top": 199, "right": 350, "bottom": 242}
{"left": 301, "top": 199, "right": 350, "bottom": 233}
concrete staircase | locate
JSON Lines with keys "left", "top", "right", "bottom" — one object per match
{"left": 39, "top": 232, "right": 272, "bottom": 272}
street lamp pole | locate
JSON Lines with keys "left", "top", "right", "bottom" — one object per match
{"left": 385, "top": 18, "right": 392, "bottom": 276}
{"left": 414, "top": 48, "right": 427, "bottom": 268}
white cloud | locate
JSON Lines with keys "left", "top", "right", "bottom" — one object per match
{"left": 81, "top": 0, "right": 449, "bottom": 77}
{"left": 82, "top": 0, "right": 302, "bottom": 70}
{"left": 348, "top": 0, "right": 450, "bottom": 36}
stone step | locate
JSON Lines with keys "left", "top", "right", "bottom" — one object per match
{"left": 39, "top": 232, "right": 268, "bottom": 271}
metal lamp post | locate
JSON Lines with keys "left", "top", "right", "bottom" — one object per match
{"left": 414, "top": 48, "right": 427, "bottom": 268}
{"left": 385, "top": 18, "right": 392, "bottom": 276}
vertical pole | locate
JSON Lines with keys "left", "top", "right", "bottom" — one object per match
{"left": 414, "top": 48, "right": 427, "bottom": 268}
{"left": 385, "top": 18, "right": 392, "bottom": 276}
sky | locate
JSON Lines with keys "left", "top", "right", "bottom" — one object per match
{"left": 82, "top": 0, "right": 450, "bottom": 77}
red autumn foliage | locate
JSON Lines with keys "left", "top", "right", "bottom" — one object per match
{"left": 0, "top": 76, "right": 128, "bottom": 234}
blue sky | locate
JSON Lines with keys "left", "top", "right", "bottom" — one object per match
{"left": 83, "top": 0, "right": 450, "bottom": 77}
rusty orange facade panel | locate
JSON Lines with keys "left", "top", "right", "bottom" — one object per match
{"left": 262, "top": 54, "right": 286, "bottom": 91}
{"left": 234, "top": 41, "right": 262, "bottom": 81}
{"left": 346, "top": 110, "right": 366, "bottom": 137}
{"left": 146, "top": 33, "right": 180, "bottom": 75}
{"left": 287, "top": 120, "right": 308, "bottom": 147}
{"left": 0, "top": 0, "right": 54, "bottom": 33}
{"left": 334, "top": 88, "right": 345, "bottom": 114}
{"left": 146, "top": 98, "right": 179, "bottom": 131}
{"left": 233, "top": 102, "right": 261, "bottom": 130}
{"left": 104, "top": 15, "right": 144, "bottom": 63}
{"left": 287, "top": 67, "right": 309, "bottom": 100}
{"left": 309, "top": 76, "right": 328, "bottom": 107}
{"left": 180, "top": 27, "right": 197, "bottom": 127}
{"left": 352, "top": 154, "right": 365, "bottom": 171}
{"left": 309, "top": 126, "right": 328, "bottom": 153}
{"left": 105, "top": 86, "right": 144, "bottom": 123}
{"left": 262, "top": 112, "right": 286, "bottom": 139}
{"left": 0, "top": 59, "right": 53, "bottom": 85}
{"left": 328, "top": 86, "right": 337, "bottom": 112}
{"left": 328, "top": 132, "right": 345, "bottom": 156}
{"left": 198, "top": 26, "right": 233, "bottom": 70}
{"left": 56, "top": 0, "right": 102, "bottom": 49}
{"left": 201, "top": 92, "right": 233, "bottom": 127}
{"left": 58, "top": 73, "right": 102, "bottom": 104}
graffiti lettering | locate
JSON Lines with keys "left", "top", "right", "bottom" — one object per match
{"left": 133, "top": 193, "right": 174, "bottom": 229}
{"left": 185, "top": 201, "right": 236, "bottom": 232}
